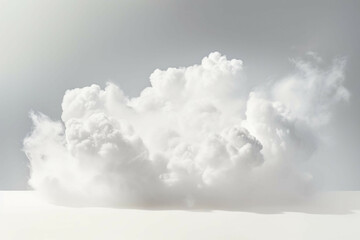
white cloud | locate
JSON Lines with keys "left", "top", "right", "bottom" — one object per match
{"left": 23, "top": 52, "right": 349, "bottom": 208}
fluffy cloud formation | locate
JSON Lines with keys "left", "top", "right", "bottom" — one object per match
{"left": 23, "top": 52, "right": 349, "bottom": 208}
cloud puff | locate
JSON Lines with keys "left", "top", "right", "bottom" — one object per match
{"left": 23, "top": 52, "right": 349, "bottom": 208}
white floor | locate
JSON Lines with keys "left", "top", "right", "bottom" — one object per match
{"left": 1, "top": 191, "right": 360, "bottom": 240}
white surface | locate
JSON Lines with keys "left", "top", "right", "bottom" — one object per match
{"left": 1, "top": 191, "right": 360, "bottom": 240}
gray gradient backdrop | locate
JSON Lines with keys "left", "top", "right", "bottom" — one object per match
{"left": 0, "top": 0, "right": 359, "bottom": 190}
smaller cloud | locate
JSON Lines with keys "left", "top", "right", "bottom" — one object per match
{"left": 306, "top": 51, "right": 323, "bottom": 63}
